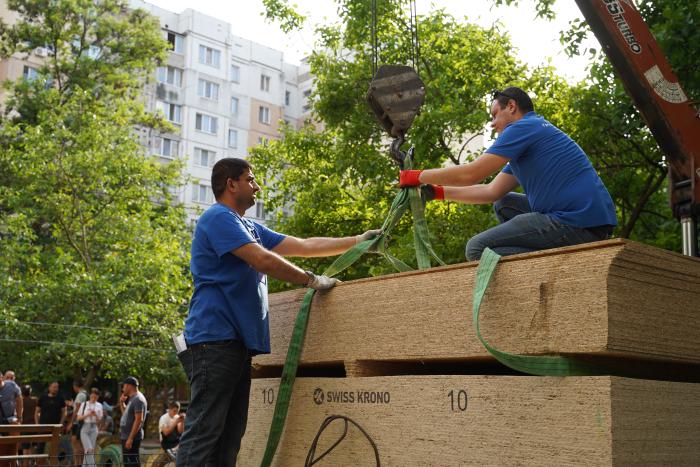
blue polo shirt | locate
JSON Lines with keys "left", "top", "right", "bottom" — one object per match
{"left": 185, "top": 203, "right": 286, "bottom": 355}
{"left": 487, "top": 112, "right": 617, "bottom": 228}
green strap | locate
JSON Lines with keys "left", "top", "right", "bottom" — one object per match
{"left": 260, "top": 186, "right": 443, "bottom": 466}
{"left": 473, "top": 248, "right": 604, "bottom": 376}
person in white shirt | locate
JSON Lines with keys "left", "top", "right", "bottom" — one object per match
{"left": 77, "top": 388, "right": 103, "bottom": 467}
{"left": 158, "top": 401, "right": 185, "bottom": 459}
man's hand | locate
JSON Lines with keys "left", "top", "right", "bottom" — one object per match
{"left": 399, "top": 170, "right": 423, "bottom": 187}
{"left": 306, "top": 273, "right": 339, "bottom": 290}
{"left": 356, "top": 229, "right": 382, "bottom": 244}
{"left": 420, "top": 184, "right": 445, "bottom": 202}
{"left": 125, "top": 437, "right": 133, "bottom": 449}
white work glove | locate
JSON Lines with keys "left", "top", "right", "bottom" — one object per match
{"left": 356, "top": 229, "right": 382, "bottom": 244}
{"left": 306, "top": 272, "right": 339, "bottom": 290}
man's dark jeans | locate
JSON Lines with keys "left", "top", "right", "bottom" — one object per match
{"left": 466, "top": 192, "right": 612, "bottom": 261}
{"left": 176, "top": 340, "right": 252, "bottom": 467}
{"left": 121, "top": 438, "right": 141, "bottom": 467}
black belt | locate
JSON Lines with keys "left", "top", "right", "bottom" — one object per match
{"left": 186, "top": 339, "right": 239, "bottom": 350}
{"left": 587, "top": 224, "right": 614, "bottom": 238}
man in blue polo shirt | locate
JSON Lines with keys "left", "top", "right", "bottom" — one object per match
{"left": 398, "top": 86, "right": 616, "bottom": 260}
{"left": 176, "top": 157, "right": 380, "bottom": 467}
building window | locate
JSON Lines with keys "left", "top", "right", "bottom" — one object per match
{"left": 258, "top": 106, "right": 270, "bottom": 125}
{"left": 156, "top": 66, "right": 182, "bottom": 87}
{"left": 260, "top": 74, "right": 270, "bottom": 92}
{"left": 198, "top": 45, "right": 220, "bottom": 68}
{"left": 197, "top": 79, "right": 219, "bottom": 100}
{"left": 231, "top": 97, "right": 239, "bottom": 115}
{"left": 230, "top": 64, "right": 240, "bottom": 83}
{"left": 228, "top": 129, "right": 238, "bottom": 148}
{"left": 194, "top": 147, "right": 216, "bottom": 167}
{"left": 23, "top": 66, "right": 39, "bottom": 81}
{"left": 191, "top": 183, "right": 213, "bottom": 204}
{"left": 303, "top": 89, "right": 311, "bottom": 98}
{"left": 157, "top": 101, "right": 182, "bottom": 124}
{"left": 258, "top": 136, "right": 268, "bottom": 146}
{"left": 155, "top": 136, "right": 179, "bottom": 158}
{"left": 195, "top": 113, "right": 218, "bottom": 134}
{"left": 285, "top": 90, "right": 290, "bottom": 106}
{"left": 166, "top": 32, "right": 184, "bottom": 54}
{"left": 255, "top": 200, "right": 265, "bottom": 219}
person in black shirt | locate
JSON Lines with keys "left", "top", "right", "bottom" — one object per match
{"left": 35, "top": 382, "right": 65, "bottom": 454}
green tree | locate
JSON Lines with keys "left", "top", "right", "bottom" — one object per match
{"left": 0, "top": 0, "right": 190, "bottom": 385}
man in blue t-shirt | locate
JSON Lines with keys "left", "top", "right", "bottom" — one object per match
{"left": 176, "top": 158, "right": 380, "bottom": 467}
{"left": 398, "top": 86, "right": 617, "bottom": 260}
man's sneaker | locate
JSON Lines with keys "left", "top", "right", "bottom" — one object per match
{"left": 166, "top": 447, "right": 178, "bottom": 460}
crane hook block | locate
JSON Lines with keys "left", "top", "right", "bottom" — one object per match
{"left": 366, "top": 65, "right": 425, "bottom": 138}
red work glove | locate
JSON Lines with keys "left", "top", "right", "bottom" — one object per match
{"left": 421, "top": 184, "right": 445, "bottom": 201}
{"left": 398, "top": 170, "right": 423, "bottom": 187}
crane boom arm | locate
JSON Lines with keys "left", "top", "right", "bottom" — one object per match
{"left": 574, "top": 0, "right": 700, "bottom": 219}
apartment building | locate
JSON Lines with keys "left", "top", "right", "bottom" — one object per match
{"left": 0, "top": 0, "right": 315, "bottom": 224}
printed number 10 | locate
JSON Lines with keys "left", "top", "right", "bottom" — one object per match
{"left": 448, "top": 389, "right": 468, "bottom": 412}
{"left": 262, "top": 388, "right": 275, "bottom": 405}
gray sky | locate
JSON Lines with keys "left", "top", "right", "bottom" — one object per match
{"left": 146, "top": 0, "right": 596, "bottom": 82}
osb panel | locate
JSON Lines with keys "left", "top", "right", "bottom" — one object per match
{"left": 257, "top": 240, "right": 700, "bottom": 367}
{"left": 240, "top": 376, "right": 618, "bottom": 466}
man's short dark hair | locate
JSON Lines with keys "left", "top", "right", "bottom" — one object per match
{"left": 211, "top": 158, "right": 252, "bottom": 199}
{"left": 90, "top": 387, "right": 101, "bottom": 397}
{"left": 168, "top": 401, "right": 181, "bottom": 410}
{"left": 492, "top": 86, "right": 534, "bottom": 113}
{"left": 73, "top": 378, "right": 84, "bottom": 388}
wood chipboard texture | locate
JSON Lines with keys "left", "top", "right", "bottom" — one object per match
{"left": 255, "top": 240, "right": 700, "bottom": 369}
{"left": 239, "top": 376, "right": 700, "bottom": 466}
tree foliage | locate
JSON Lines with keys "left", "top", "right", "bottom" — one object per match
{"left": 254, "top": 0, "right": 575, "bottom": 292}
{"left": 0, "top": 0, "right": 190, "bottom": 385}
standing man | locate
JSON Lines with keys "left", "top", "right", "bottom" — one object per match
{"left": 176, "top": 158, "right": 380, "bottom": 466}
{"left": 35, "top": 381, "right": 66, "bottom": 454}
{"left": 119, "top": 377, "right": 147, "bottom": 467}
{"left": 0, "top": 372, "right": 22, "bottom": 466}
{"left": 66, "top": 379, "right": 87, "bottom": 466}
{"left": 399, "top": 86, "right": 617, "bottom": 260}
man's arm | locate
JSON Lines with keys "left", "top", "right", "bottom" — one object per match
{"left": 408, "top": 153, "right": 509, "bottom": 186}
{"left": 443, "top": 172, "right": 519, "bottom": 204}
{"left": 34, "top": 403, "right": 40, "bottom": 424}
{"left": 125, "top": 411, "right": 143, "bottom": 448}
{"left": 15, "top": 394, "right": 23, "bottom": 422}
{"left": 273, "top": 229, "right": 380, "bottom": 257}
{"left": 233, "top": 243, "right": 310, "bottom": 285}
{"left": 160, "top": 417, "right": 178, "bottom": 436}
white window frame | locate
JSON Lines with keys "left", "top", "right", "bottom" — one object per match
{"left": 167, "top": 31, "right": 184, "bottom": 54}
{"left": 155, "top": 136, "right": 179, "bottom": 159}
{"left": 197, "top": 79, "right": 219, "bottom": 100}
{"left": 156, "top": 66, "right": 182, "bottom": 87}
{"left": 157, "top": 101, "right": 182, "bottom": 124}
{"left": 23, "top": 66, "right": 39, "bottom": 81}
{"left": 195, "top": 112, "right": 218, "bottom": 134}
{"left": 198, "top": 45, "right": 221, "bottom": 68}
{"left": 228, "top": 129, "right": 238, "bottom": 149}
{"left": 258, "top": 106, "right": 270, "bottom": 125}
{"left": 260, "top": 74, "right": 270, "bottom": 92}
{"left": 193, "top": 147, "right": 216, "bottom": 167}
{"left": 231, "top": 97, "right": 239, "bottom": 116}
{"left": 191, "top": 182, "right": 214, "bottom": 205}
{"left": 230, "top": 64, "right": 241, "bottom": 83}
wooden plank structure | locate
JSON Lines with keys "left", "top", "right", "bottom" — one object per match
{"left": 0, "top": 424, "right": 62, "bottom": 466}
{"left": 254, "top": 239, "right": 700, "bottom": 377}
{"left": 239, "top": 376, "right": 700, "bottom": 466}
{"left": 245, "top": 240, "right": 700, "bottom": 465}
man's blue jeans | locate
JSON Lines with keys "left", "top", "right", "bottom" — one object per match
{"left": 466, "top": 192, "right": 610, "bottom": 261}
{"left": 176, "top": 340, "right": 251, "bottom": 467}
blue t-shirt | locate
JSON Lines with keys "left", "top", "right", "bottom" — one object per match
{"left": 487, "top": 112, "right": 617, "bottom": 228}
{"left": 185, "top": 203, "right": 286, "bottom": 355}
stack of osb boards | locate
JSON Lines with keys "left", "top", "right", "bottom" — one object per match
{"left": 239, "top": 239, "right": 700, "bottom": 466}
